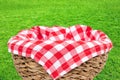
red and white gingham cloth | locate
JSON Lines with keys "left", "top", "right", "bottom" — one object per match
{"left": 8, "top": 25, "right": 113, "bottom": 80}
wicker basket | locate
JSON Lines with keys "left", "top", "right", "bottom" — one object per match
{"left": 12, "top": 53, "right": 108, "bottom": 80}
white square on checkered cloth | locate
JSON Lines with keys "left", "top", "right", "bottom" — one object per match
{"left": 74, "top": 35, "right": 81, "bottom": 41}
{"left": 75, "top": 46, "right": 84, "bottom": 53}
{"left": 60, "top": 71, "right": 67, "bottom": 76}
{"left": 54, "top": 44, "right": 64, "bottom": 51}
{"left": 70, "top": 63, "right": 77, "bottom": 69}
{"left": 86, "top": 42, "right": 95, "bottom": 48}
{"left": 64, "top": 52, "right": 72, "bottom": 61}
{"left": 33, "top": 45, "right": 42, "bottom": 51}
{"left": 24, "top": 42, "right": 33, "bottom": 47}
{"left": 58, "top": 34, "right": 64, "bottom": 40}
{"left": 44, "top": 51, "right": 53, "bottom": 59}
{"left": 49, "top": 37, "right": 56, "bottom": 41}
{"left": 53, "top": 61, "right": 61, "bottom": 69}
{"left": 81, "top": 56, "right": 89, "bottom": 62}
{"left": 38, "top": 60, "right": 45, "bottom": 66}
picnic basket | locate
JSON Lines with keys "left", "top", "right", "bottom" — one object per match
{"left": 8, "top": 25, "right": 112, "bottom": 80}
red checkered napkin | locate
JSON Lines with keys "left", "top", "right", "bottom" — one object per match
{"left": 8, "top": 25, "right": 113, "bottom": 80}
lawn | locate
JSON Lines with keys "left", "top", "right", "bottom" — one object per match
{"left": 0, "top": 0, "right": 120, "bottom": 80}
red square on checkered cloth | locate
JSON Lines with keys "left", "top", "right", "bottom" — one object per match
{"left": 8, "top": 25, "right": 113, "bottom": 80}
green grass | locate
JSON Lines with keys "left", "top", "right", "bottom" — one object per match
{"left": 0, "top": 0, "right": 120, "bottom": 80}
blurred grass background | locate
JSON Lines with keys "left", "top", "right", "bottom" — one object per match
{"left": 0, "top": 0, "right": 120, "bottom": 80}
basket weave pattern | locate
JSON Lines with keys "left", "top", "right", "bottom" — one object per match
{"left": 12, "top": 53, "right": 108, "bottom": 80}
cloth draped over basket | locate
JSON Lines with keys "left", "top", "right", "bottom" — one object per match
{"left": 8, "top": 25, "right": 113, "bottom": 80}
